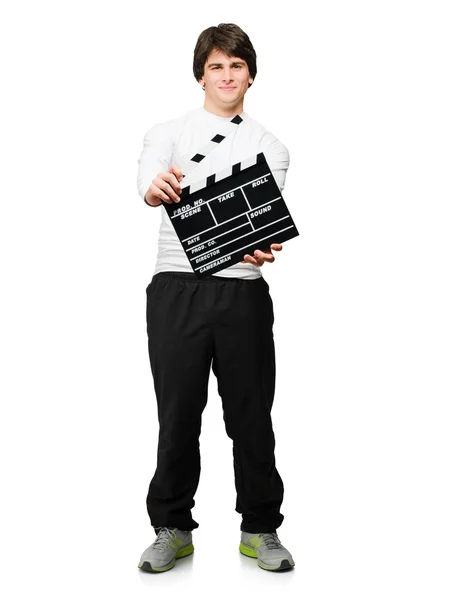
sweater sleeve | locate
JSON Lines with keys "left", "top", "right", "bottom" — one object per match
{"left": 260, "top": 133, "right": 290, "bottom": 193}
{"left": 137, "top": 121, "right": 175, "bottom": 203}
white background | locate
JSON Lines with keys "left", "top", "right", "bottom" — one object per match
{"left": 1, "top": 0, "right": 449, "bottom": 598}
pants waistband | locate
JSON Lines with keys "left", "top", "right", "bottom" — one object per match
{"left": 153, "top": 271, "right": 263, "bottom": 283}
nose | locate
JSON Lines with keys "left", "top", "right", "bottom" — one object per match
{"left": 222, "top": 67, "right": 234, "bottom": 83}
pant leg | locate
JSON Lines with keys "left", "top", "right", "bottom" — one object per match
{"left": 145, "top": 272, "right": 213, "bottom": 532}
{"left": 210, "top": 275, "right": 285, "bottom": 533}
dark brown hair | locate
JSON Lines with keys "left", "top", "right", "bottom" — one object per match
{"left": 193, "top": 23, "right": 257, "bottom": 88}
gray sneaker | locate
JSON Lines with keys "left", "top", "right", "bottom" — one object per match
{"left": 239, "top": 531, "right": 295, "bottom": 571}
{"left": 138, "top": 527, "right": 194, "bottom": 573}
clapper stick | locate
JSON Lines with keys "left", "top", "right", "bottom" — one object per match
{"left": 181, "top": 114, "right": 244, "bottom": 180}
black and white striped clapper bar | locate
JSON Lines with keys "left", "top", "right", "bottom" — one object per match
{"left": 163, "top": 151, "right": 300, "bottom": 279}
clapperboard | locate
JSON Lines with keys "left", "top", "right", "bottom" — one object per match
{"left": 162, "top": 114, "right": 299, "bottom": 279}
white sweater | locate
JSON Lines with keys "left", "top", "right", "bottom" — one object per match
{"left": 137, "top": 106, "right": 290, "bottom": 280}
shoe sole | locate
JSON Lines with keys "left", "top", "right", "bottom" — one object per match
{"left": 239, "top": 542, "right": 295, "bottom": 571}
{"left": 138, "top": 543, "right": 194, "bottom": 573}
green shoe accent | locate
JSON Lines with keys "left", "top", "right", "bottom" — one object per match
{"left": 247, "top": 535, "right": 265, "bottom": 550}
{"left": 175, "top": 543, "right": 194, "bottom": 559}
{"left": 239, "top": 542, "right": 258, "bottom": 558}
{"left": 258, "top": 563, "right": 281, "bottom": 571}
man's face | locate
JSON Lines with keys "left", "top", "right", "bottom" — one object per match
{"left": 199, "top": 48, "right": 253, "bottom": 112}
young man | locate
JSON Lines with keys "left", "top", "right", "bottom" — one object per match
{"left": 136, "top": 23, "right": 295, "bottom": 572}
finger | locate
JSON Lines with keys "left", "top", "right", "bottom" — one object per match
{"left": 241, "top": 254, "right": 264, "bottom": 266}
{"left": 169, "top": 163, "right": 183, "bottom": 179}
{"left": 154, "top": 177, "right": 179, "bottom": 203}
{"left": 149, "top": 183, "right": 172, "bottom": 204}
{"left": 164, "top": 172, "right": 183, "bottom": 196}
{"left": 152, "top": 178, "right": 178, "bottom": 204}
{"left": 156, "top": 171, "right": 182, "bottom": 197}
{"left": 270, "top": 243, "right": 283, "bottom": 251}
{"left": 158, "top": 191, "right": 172, "bottom": 204}
{"left": 241, "top": 255, "right": 254, "bottom": 264}
{"left": 169, "top": 163, "right": 184, "bottom": 183}
{"left": 254, "top": 249, "right": 274, "bottom": 263}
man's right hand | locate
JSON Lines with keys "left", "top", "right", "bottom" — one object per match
{"left": 144, "top": 164, "right": 184, "bottom": 206}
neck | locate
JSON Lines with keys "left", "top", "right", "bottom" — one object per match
{"left": 203, "top": 99, "right": 244, "bottom": 118}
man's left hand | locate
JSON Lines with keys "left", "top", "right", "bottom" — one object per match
{"left": 240, "top": 243, "right": 283, "bottom": 267}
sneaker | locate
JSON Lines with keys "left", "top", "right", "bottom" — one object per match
{"left": 138, "top": 527, "right": 194, "bottom": 573}
{"left": 239, "top": 531, "right": 295, "bottom": 571}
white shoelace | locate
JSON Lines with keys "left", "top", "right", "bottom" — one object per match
{"left": 152, "top": 527, "right": 178, "bottom": 552}
{"left": 259, "top": 532, "right": 282, "bottom": 550}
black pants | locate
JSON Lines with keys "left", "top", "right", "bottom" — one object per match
{"left": 145, "top": 271, "right": 284, "bottom": 534}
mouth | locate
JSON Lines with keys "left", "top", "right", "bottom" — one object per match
{"left": 219, "top": 87, "right": 236, "bottom": 91}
